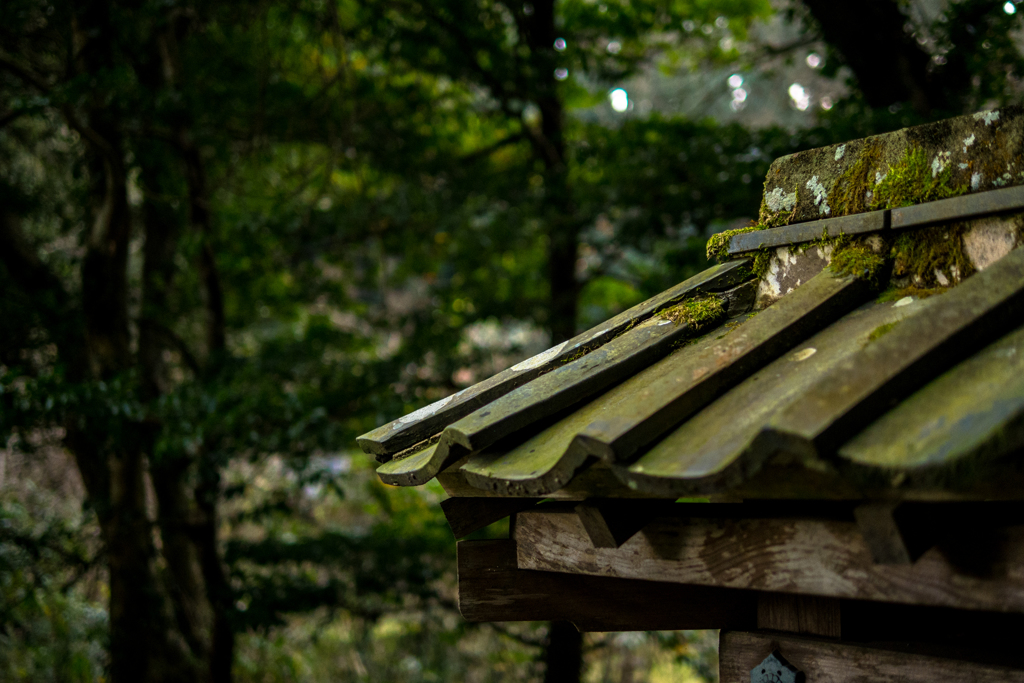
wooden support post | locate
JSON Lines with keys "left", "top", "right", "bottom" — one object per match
{"left": 720, "top": 631, "right": 1024, "bottom": 683}
{"left": 456, "top": 539, "right": 755, "bottom": 631}
{"left": 853, "top": 502, "right": 913, "bottom": 565}
{"left": 853, "top": 501, "right": 945, "bottom": 565}
{"left": 573, "top": 500, "right": 664, "bottom": 549}
{"left": 440, "top": 497, "right": 539, "bottom": 539}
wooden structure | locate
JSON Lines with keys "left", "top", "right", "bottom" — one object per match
{"left": 357, "top": 108, "right": 1024, "bottom": 681}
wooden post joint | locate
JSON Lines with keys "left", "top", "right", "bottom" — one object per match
{"left": 573, "top": 500, "right": 664, "bottom": 549}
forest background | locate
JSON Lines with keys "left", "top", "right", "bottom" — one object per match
{"left": 1, "top": 0, "right": 1022, "bottom": 681}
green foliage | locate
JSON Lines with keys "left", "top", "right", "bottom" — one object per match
{"left": 0, "top": 493, "right": 105, "bottom": 681}
{"left": 931, "top": 0, "right": 1024, "bottom": 110}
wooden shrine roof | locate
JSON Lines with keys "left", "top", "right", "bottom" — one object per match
{"left": 357, "top": 108, "right": 1024, "bottom": 502}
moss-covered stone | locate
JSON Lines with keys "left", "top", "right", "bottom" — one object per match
{"left": 829, "top": 140, "right": 884, "bottom": 217}
{"left": 760, "top": 105, "right": 1024, "bottom": 226}
{"left": 871, "top": 148, "right": 967, "bottom": 209}
{"left": 890, "top": 224, "right": 974, "bottom": 287}
{"left": 830, "top": 242, "right": 887, "bottom": 286}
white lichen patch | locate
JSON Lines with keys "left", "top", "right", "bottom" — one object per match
{"left": 993, "top": 172, "right": 1012, "bottom": 187}
{"left": 511, "top": 340, "right": 567, "bottom": 371}
{"left": 805, "top": 175, "right": 830, "bottom": 216}
{"left": 396, "top": 391, "right": 461, "bottom": 426}
{"left": 958, "top": 163, "right": 969, "bottom": 170}
{"left": 934, "top": 269, "right": 950, "bottom": 286}
{"left": 972, "top": 172, "right": 983, "bottom": 191}
{"left": 755, "top": 246, "right": 830, "bottom": 308}
{"left": 893, "top": 296, "right": 915, "bottom": 308}
{"left": 875, "top": 171, "right": 887, "bottom": 185}
{"left": 759, "top": 250, "right": 786, "bottom": 299}
{"left": 791, "top": 347, "right": 817, "bottom": 362}
{"left": 765, "top": 187, "right": 798, "bottom": 213}
{"left": 834, "top": 144, "right": 846, "bottom": 161}
{"left": 931, "top": 151, "right": 951, "bottom": 178}
{"left": 973, "top": 110, "right": 1000, "bottom": 126}
{"left": 962, "top": 134, "right": 976, "bottom": 152}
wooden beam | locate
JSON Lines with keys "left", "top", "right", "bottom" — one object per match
{"left": 456, "top": 539, "right": 755, "bottom": 632}
{"left": 757, "top": 593, "right": 841, "bottom": 638}
{"left": 440, "top": 497, "right": 539, "bottom": 539}
{"left": 513, "top": 508, "right": 1024, "bottom": 613}
{"left": 720, "top": 630, "right": 1024, "bottom": 683}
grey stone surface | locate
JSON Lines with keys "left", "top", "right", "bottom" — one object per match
{"left": 964, "top": 214, "right": 1022, "bottom": 271}
{"left": 761, "top": 106, "right": 1024, "bottom": 227}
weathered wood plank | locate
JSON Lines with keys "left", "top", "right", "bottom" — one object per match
{"left": 513, "top": 508, "right": 1024, "bottom": 613}
{"left": 455, "top": 315, "right": 735, "bottom": 496}
{"left": 457, "top": 539, "right": 755, "bottom": 631}
{"left": 576, "top": 269, "right": 870, "bottom": 466}
{"left": 765, "top": 245, "right": 1024, "bottom": 459}
{"left": 446, "top": 285, "right": 748, "bottom": 454}
{"left": 439, "top": 497, "right": 540, "bottom": 539}
{"left": 839, "top": 324, "right": 1024, "bottom": 484}
{"left": 375, "top": 440, "right": 447, "bottom": 487}
{"left": 458, "top": 270, "right": 868, "bottom": 496}
{"left": 357, "top": 260, "right": 751, "bottom": 460}
{"left": 891, "top": 183, "right": 1024, "bottom": 230}
{"left": 379, "top": 280, "right": 753, "bottom": 488}
{"left": 728, "top": 210, "right": 888, "bottom": 255}
{"left": 757, "top": 593, "right": 841, "bottom": 638}
{"left": 617, "top": 297, "right": 930, "bottom": 496}
{"left": 720, "top": 630, "right": 1024, "bottom": 683}
{"left": 437, "top": 459, "right": 663, "bottom": 500}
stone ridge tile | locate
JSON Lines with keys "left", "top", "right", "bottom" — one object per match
{"left": 761, "top": 106, "right": 1024, "bottom": 226}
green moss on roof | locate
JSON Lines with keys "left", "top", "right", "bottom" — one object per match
{"left": 706, "top": 225, "right": 764, "bottom": 262}
{"left": 867, "top": 321, "right": 899, "bottom": 343}
{"left": 877, "top": 285, "right": 948, "bottom": 303}
{"left": 659, "top": 295, "right": 725, "bottom": 331}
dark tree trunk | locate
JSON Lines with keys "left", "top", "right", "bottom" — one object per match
{"left": 522, "top": 0, "right": 580, "bottom": 344}
{"left": 65, "top": 7, "right": 209, "bottom": 682}
{"left": 800, "top": 0, "right": 962, "bottom": 114}
{"left": 543, "top": 621, "right": 583, "bottom": 683}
